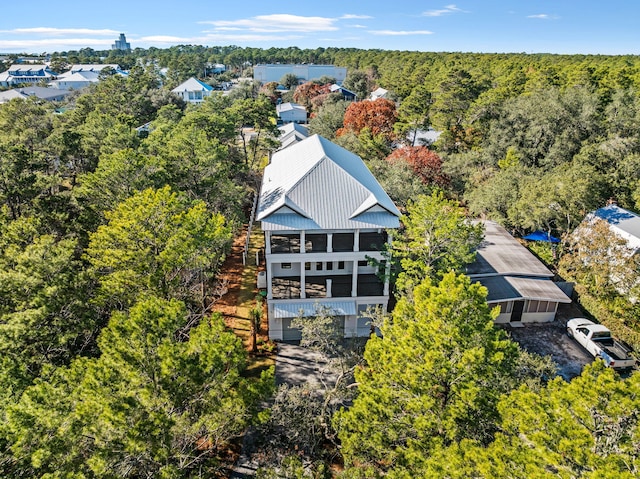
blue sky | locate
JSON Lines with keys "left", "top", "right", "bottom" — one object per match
{"left": 1, "top": 1, "right": 638, "bottom": 55}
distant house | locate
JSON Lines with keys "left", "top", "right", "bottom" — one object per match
{"left": 171, "top": 77, "right": 214, "bottom": 104}
{"left": 207, "top": 63, "right": 226, "bottom": 74}
{"left": 70, "top": 64, "right": 121, "bottom": 74}
{"left": 276, "top": 102, "right": 307, "bottom": 124}
{"left": 254, "top": 64, "right": 347, "bottom": 85}
{"left": 257, "top": 134, "right": 401, "bottom": 341}
{"left": 330, "top": 84, "right": 357, "bottom": 101}
{"left": 277, "top": 122, "right": 309, "bottom": 150}
{"left": 50, "top": 71, "right": 99, "bottom": 90}
{"left": 0, "top": 64, "right": 57, "bottom": 87}
{"left": 369, "top": 87, "right": 389, "bottom": 100}
{"left": 407, "top": 128, "right": 442, "bottom": 146}
{"left": 49, "top": 65, "right": 126, "bottom": 90}
{"left": 467, "top": 221, "right": 571, "bottom": 324}
{"left": 0, "top": 86, "right": 71, "bottom": 104}
{"left": 584, "top": 204, "right": 640, "bottom": 254}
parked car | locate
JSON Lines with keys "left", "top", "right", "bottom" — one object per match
{"left": 567, "top": 318, "right": 636, "bottom": 370}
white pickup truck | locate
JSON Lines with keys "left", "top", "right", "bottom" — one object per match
{"left": 567, "top": 318, "right": 636, "bottom": 371}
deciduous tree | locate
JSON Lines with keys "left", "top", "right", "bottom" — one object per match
{"left": 338, "top": 98, "right": 397, "bottom": 142}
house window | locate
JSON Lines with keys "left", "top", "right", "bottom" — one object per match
{"left": 527, "top": 300, "right": 539, "bottom": 313}
{"left": 316, "top": 262, "right": 323, "bottom": 270}
{"left": 281, "top": 263, "right": 292, "bottom": 269}
{"left": 305, "top": 262, "right": 311, "bottom": 270}
{"left": 493, "top": 302, "right": 512, "bottom": 314}
{"left": 358, "top": 260, "right": 368, "bottom": 267}
{"left": 338, "top": 261, "right": 345, "bottom": 270}
{"left": 326, "top": 262, "right": 334, "bottom": 270}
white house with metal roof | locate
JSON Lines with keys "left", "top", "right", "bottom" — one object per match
{"left": 467, "top": 221, "right": 571, "bottom": 324}
{"left": 277, "top": 122, "right": 309, "bottom": 150}
{"left": 0, "top": 64, "right": 57, "bottom": 87}
{"left": 276, "top": 102, "right": 307, "bottom": 124}
{"left": 257, "top": 134, "right": 401, "bottom": 341}
{"left": 171, "top": 77, "right": 214, "bottom": 104}
{"left": 0, "top": 86, "right": 71, "bottom": 104}
{"left": 586, "top": 204, "right": 640, "bottom": 253}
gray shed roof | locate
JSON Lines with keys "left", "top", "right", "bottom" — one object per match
{"left": 258, "top": 134, "right": 400, "bottom": 231}
{"left": 466, "top": 221, "right": 553, "bottom": 278}
{"left": 475, "top": 276, "right": 571, "bottom": 304}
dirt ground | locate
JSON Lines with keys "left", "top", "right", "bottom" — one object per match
{"left": 502, "top": 302, "right": 593, "bottom": 381}
{"left": 213, "top": 225, "right": 271, "bottom": 353}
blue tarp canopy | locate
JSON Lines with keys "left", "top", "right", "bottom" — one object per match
{"left": 523, "top": 231, "right": 560, "bottom": 243}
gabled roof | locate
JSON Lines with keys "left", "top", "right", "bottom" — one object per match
{"left": 277, "top": 123, "right": 309, "bottom": 150}
{"left": 69, "top": 64, "right": 120, "bottom": 73}
{"left": 258, "top": 134, "right": 400, "bottom": 231}
{"left": 0, "top": 90, "right": 27, "bottom": 103}
{"left": 0, "top": 86, "right": 71, "bottom": 103}
{"left": 330, "top": 84, "right": 357, "bottom": 97}
{"left": 592, "top": 204, "right": 640, "bottom": 245}
{"left": 278, "top": 122, "right": 309, "bottom": 137}
{"left": 54, "top": 71, "right": 100, "bottom": 82}
{"left": 370, "top": 87, "right": 388, "bottom": 99}
{"left": 171, "top": 77, "right": 213, "bottom": 93}
{"left": 8, "top": 64, "right": 51, "bottom": 73}
{"left": 276, "top": 102, "right": 306, "bottom": 114}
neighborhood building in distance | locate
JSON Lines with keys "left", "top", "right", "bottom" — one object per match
{"left": 253, "top": 64, "right": 347, "bottom": 85}
{"left": 171, "top": 77, "right": 214, "bottom": 104}
{"left": 276, "top": 101, "right": 307, "bottom": 124}
{"left": 112, "top": 33, "right": 131, "bottom": 51}
{"left": 257, "top": 134, "right": 400, "bottom": 341}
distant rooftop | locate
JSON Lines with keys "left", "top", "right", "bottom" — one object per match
{"left": 592, "top": 204, "right": 640, "bottom": 241}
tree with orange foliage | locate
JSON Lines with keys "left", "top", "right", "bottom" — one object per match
{"left": 293, "top": 82, "right": 331, "bottom": 109}
{"left": 338, "top": 98, "right": 397, "bottom": 142}
{"left": 386, "top": 146, "right": 449, "bottom": 186}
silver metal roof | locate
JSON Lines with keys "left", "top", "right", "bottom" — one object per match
{"left": 258, "top": 134, "right": 400, "bottom": 231}
{"left": 593, "top": 204, "right": 640, "bottom": 242}
{"left": 466, "top": 221, "right": 553, "bottom": 277}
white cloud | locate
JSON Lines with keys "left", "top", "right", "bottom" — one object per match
{"left": 527, "top": 14, "right": 560, "bottom": 20}
{"left": 1, "top": 27, "right": 120, "bottom": 36}
{"left": 423, "top": 4, "right": 463, "bottom": 17}
{"left": 200, "top": 14, "right": 338, "bottom": 33}
{"left": 369, "top": 30, "right": 434, "bottom": 36}
{"left": 340, "top": 14, "right": 373, "bottom": 20}
{"left": 0, "top": 38, "right": 114, "bottom": 50}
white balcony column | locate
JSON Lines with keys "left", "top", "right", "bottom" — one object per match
{"left": 326, "top": 278, "right": 332, "bottom": 298}
{"left": 354, "top": 229, "right": 360, "bottom": 252}
{"left": 266, "top": 262, "right": 273, "bottom": 299}
{"left": 327, "top": 233, "right": 333, "bottom": 253}
{"left": 352, "top": 261, "right": 358, "bottom": 297}
{"left": 300, "top": 230, "right": 306, "bottom": 254}
{"left": 300, "top": 262, "right": 306, "bottom": 299}
{"left": 383, "top": 232, "right": 393, "bottom": 296}
{"left": 265, "top": 231, "right": 272, "bottom": 254}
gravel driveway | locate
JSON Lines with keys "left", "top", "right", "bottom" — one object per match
{"left": 504, "top": 320, "right": 593, "bottom": 380}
